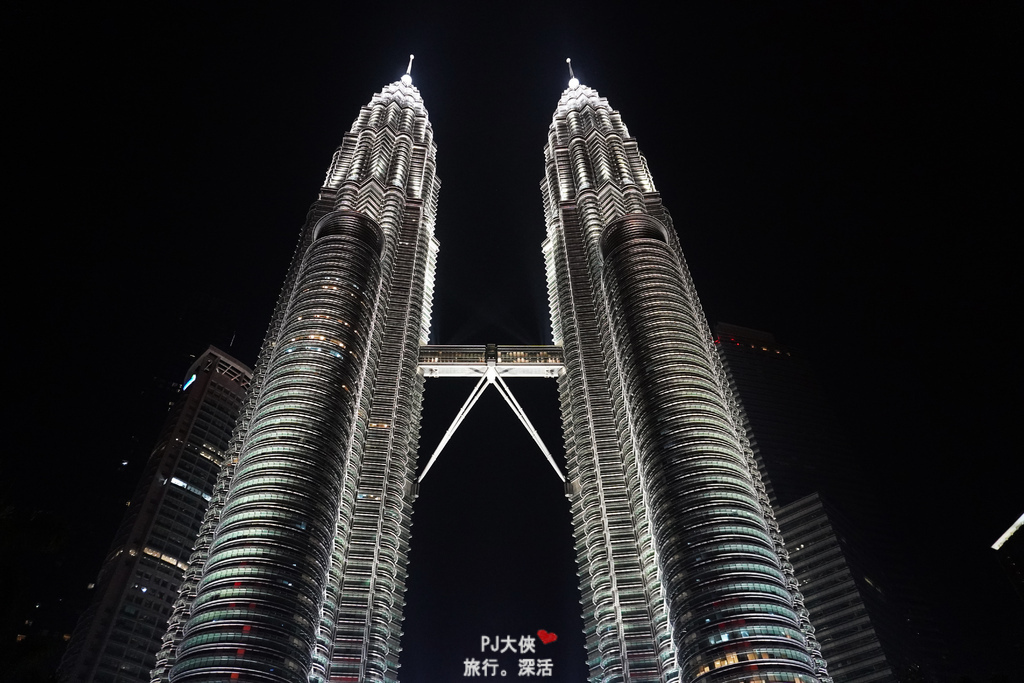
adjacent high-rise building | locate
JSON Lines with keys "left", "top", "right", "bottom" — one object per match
{"left": 712, "top": 324, "right": 863, "bottom": 511}
{"left": 60, "top": 346, "right": 252, "bottom": 682}
{"left": 713, "top": 323, "right": 929, "bottom": 682}
{"left": 149, "top": 67, "right": 830, "bottom": 683}
{"left": 775, "top": 494, "right": 902, "bottom": 682}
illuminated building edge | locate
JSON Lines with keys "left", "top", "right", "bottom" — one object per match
{"left": 542, "top": 82, "right": 831, "bottom": 682}
{"left": 155, "top": 78, "right": 439, "bottom": 683}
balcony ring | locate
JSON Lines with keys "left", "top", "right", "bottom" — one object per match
{"left": 312, "top": 210, "right": 384, "bottom": 255}
{"left": 599, "top": 213, "right": 669, "bottom": 259}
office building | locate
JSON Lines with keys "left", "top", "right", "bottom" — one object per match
{"left": 714, "top": 324, "right": 926, "bottom": 682}
{"left": 60, "top": 347, "right": 252, "bottom": 682}
{"left": 154, "top": 67, "right": 440, "bottom": 683}
{"left": 713, "top": 324, "right": 862, "bottom": 510}
{"left": 541, "top": 76, "right": 828, "bottom": 682}
{"left": 776, "top": 495, "right": 901, "bottom": 682}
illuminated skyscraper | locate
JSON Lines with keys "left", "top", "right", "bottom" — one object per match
{"left": 60, "top": 346, "right": 252, "bottom": 682}
{"left": 541, "top": 72, "right": 830, "bottom": 682}
{"left": 154, "top": 65, "right": 439, "bottom": 683}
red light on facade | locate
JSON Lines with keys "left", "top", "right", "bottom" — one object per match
{"left": 243, "top": 625, "right": 252, "bottom": 632}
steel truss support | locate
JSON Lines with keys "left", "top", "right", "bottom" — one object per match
{"left": 418, "top": 366, "right": 565, "bottom": 483}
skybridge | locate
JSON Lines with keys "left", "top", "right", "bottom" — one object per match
{"left": 417, "top": 344, "right": 565, "bottom": 482}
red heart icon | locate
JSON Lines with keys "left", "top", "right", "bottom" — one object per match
{"left": 537, "top": 630, "right": 558, "bottom": 645}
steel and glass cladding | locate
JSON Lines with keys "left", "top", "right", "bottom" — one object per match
{"left": 155, "top": 77, "right": 439, "bottom": 683}
{"left": 776, "top": 494, "right": 898, "bottom": 682}
{"left": 542, "top": 81, "right": 831, "bottom": 682}
{"left": 60, "top": 347, "right": 252, "bottom": 683}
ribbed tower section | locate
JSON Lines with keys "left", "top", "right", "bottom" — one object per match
{"left": 542, "top": 81, "right": 830, "bottom": 683}
{"left": 155, "top": 77, "right": 439, "bottom": 683}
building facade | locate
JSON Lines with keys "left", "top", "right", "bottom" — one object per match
{"left": 154, "top": 72, "right": 440, "bottom": 683}
{"left": 60, "top": 346, "right": 252, "bottom": 682}
{"left": 714, "top": 324, "right": 930, "bottom": 682}
{"left": 775, "top": 495, "right": 900, "bottom": 683}
{"left": 712, "top": 324, "right": 863, "bottom": 512}
{"left": 149, "top": 72, "right": 830, "bottom": 683}
{"left": 541, "top": 79, "right": 829, "bottom": 682}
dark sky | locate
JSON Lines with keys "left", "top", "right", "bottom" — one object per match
{"left": 5, "top": 1, "right": 1021, "bottom": 680}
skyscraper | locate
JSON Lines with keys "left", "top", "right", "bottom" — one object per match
{"left": 541, "top": 74, "right": 828, "bottom": 682}
{"left": 60, "top": 346, "right": 252, "bottom": 682}
{"left": 712, "top": 323, "right": 862, "bottom": 511}
{"left": 152, "top": 67, "right": 829, "bottom": 683}
{"left": 714, "top": 323, "right": 930, "bottom": 681}
{"left": 154, "top": 66, "right": 440, "bottom": 683}
{"left": 775, "top": 494, "right": 902, "bottom": 682}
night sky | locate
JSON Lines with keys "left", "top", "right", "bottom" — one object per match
{"left": 5, "top": 2, "right": 1021, "bottom": 681}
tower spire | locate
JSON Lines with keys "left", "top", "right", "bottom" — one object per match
{"left": 402, "top": 54, "right": 414, "bottom": 85}
{"left": 566, "top": 57, "right": 579, "bottom": 89}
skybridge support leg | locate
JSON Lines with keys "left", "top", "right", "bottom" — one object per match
{"left": 492, "top": 374, "right": 565, "bottom": 482}
{"left": 418, "top": 365, "right": 566, "bottom": 484}
{"left": 418, "top": 373, "right": 489, "bottom": 482}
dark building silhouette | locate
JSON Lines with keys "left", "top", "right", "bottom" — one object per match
{"left": 777, "top": 494, "right": 905, "bottom": 682}
{"left": 60, "top": 347, "right": 251, "bottom": 682}
{"left": 713, "top": 323, "right": 863, "bottom": 510}
{"left": 714, "top": 323, "right": 921, "bottom": 682}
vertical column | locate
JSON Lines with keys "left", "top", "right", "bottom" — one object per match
{"left": 169, "top": 212, "right": 384, "bottom": 683}
{"left": 544, "top": 88, "right": 677, "bottom": 683}
{"left": 328, "top": 202, "right": 433, "bottom": 683}
{"left": 553, "top": 201, "right": 672, "bottom": 683}
{"left": 600, "top": 215, "right": 820, "bottom": 682}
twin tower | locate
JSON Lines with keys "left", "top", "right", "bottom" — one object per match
{"left": 153, "top": 67, "right": 832, "bottom": 683}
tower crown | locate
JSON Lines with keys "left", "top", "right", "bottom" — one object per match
{"left": 320, "top": 72, "right": 439, "bottom": 217}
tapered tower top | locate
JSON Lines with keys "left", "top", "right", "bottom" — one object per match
{"left": 357, "top": 55, "right": 425, "bottom": 115}
{"left": 552, "top": 60, "right": 622, "bottom": 126}
{"left": 319, "top": 60, "right": 439, "bottom": 212}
